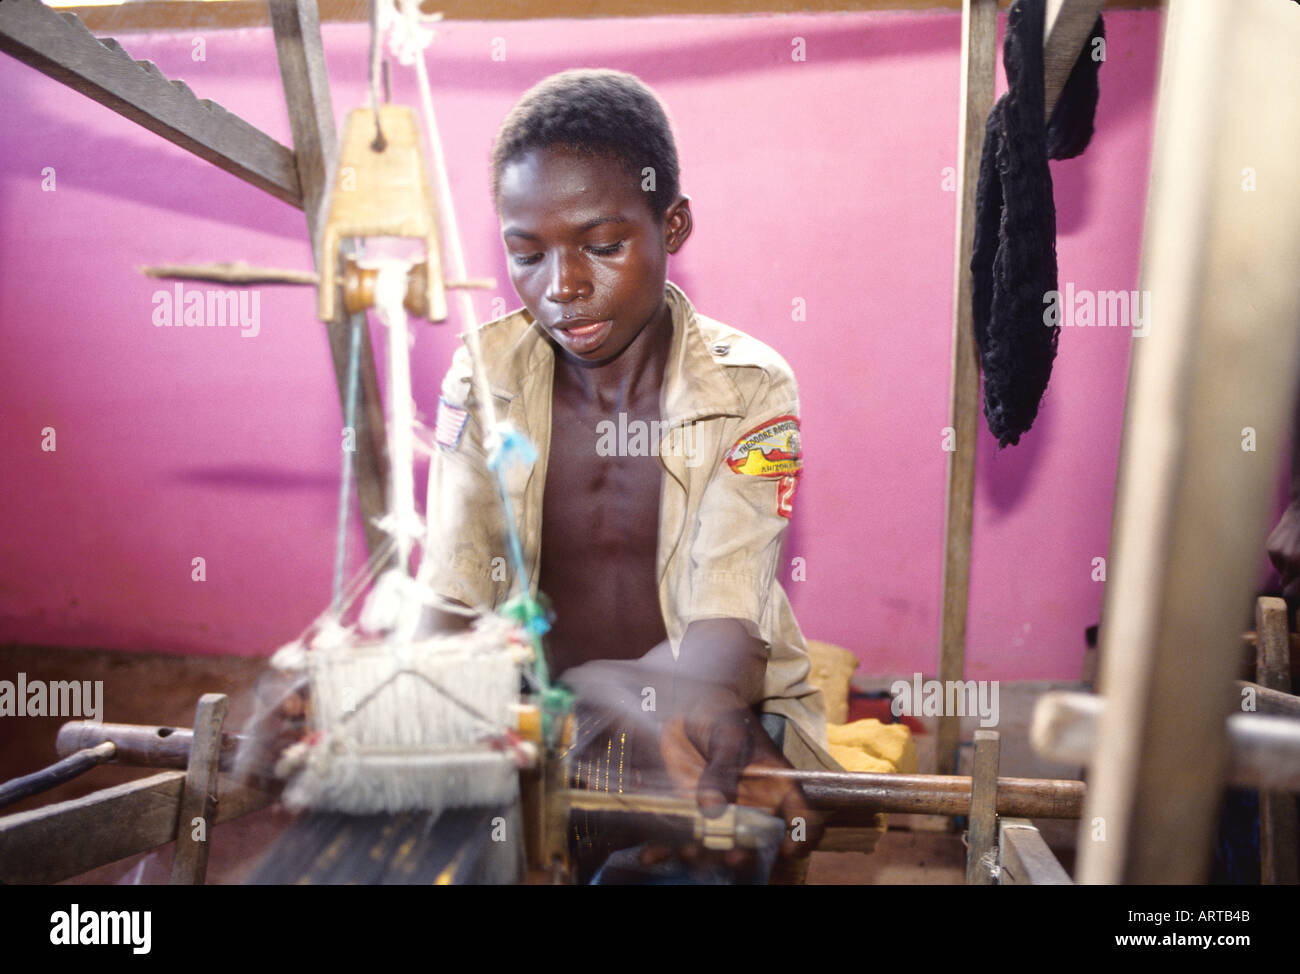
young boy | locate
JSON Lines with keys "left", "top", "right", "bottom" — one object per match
{"left": 420, "top": 69, "right": 835, "bottom": 879}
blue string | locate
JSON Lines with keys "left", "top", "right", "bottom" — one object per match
{"left": 331, "top": 311, "right": 366, "bottom": 612}
{"left": 486, "top": 426, "right": 545, "bottom": 634}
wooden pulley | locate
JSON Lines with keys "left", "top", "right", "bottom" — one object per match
{"left": 318, "top": 105, "right": 447, "bottom": 322}
{"left": 341, "top": 257, "right": 496, "bottom": 318}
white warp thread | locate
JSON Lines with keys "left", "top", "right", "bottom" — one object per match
{"left": 281, "top": 617, "right": 527, "bottom": 814}
{"left": 393, "top": 0, "right": 502, "bottom": 453}
{"left": 370, "top": 259, "right": 423, "bottom": 578}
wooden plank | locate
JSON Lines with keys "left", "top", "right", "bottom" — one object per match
{"left": 1077, "top": 0, "right": 1300, "bottom": 884}
{"left": 64, "top": 0, "right": 1164, "bottom": 34}
{"left": 1042, "top": 0, "right": 1105, "bottom": 121}
{"left": 936, "top": 0, "right": 996, "bottom": 775}
{"left": 169, "top": 693, "right": 227, "bottom": 885}
{"left": 270, "top": 0, "right": 392, "bottom": 560}
{"left": 0, "top": 771, "right": 269, "bottom": 884}
{"left": 965, "top": 729, "right": 999, "bottom": 884}
{"left": 999, "top": 818, "right": 1072, "bottom": 885}
{"left": 0, "top": 0, "right": 300, "bottom": 205}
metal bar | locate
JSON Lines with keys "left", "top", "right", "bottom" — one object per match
{"left": 1035, "top": 691, "right": 1300, "bottom": 793}
{"left": 0, "top": 742, "right": 116, "bottom": 811}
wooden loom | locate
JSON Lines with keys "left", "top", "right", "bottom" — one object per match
{"left": 1, "top": 0, "right": 1297, "bottom": 885}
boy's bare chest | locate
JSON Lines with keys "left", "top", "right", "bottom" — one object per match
{"left": 540, "top": 394, "right": 664, "bottom": 556}
{"left": 538, "top": 390, "right": 669, "bottom": 670}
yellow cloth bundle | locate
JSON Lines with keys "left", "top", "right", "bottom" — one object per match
{"left": 826, "top": 718, "right": 917, "bottom": 775}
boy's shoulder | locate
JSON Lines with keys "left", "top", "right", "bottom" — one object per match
{"left": 689, "top": 308, "right": 797, "bottom": 381}
{"left": 668, "top": 282, "right": 798, "bottom": 394}
{"left": 438, "top": 309, "right": 538, "bottom": 400}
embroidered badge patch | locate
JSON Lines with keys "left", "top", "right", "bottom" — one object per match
{"left": 435, "top": 396, "right": 469, "bottom": 450}
{"left": 725, "top": 415, "right": 802, "bottom": 477}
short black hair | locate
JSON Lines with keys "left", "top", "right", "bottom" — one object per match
{"left": 491, "top": 69, "right": 681, "bottom": 221}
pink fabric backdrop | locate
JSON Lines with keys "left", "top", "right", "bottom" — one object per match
{"left": 0, "top": 10, "right": 1172, "bottom": 679}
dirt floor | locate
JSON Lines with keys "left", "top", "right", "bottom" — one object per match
{"left": 0, "top": 643, "right": 1082, "bottom": 884}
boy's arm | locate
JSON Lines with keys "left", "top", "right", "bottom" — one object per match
{"left": 417, "top": 345, "right": 507, "bottom": 626}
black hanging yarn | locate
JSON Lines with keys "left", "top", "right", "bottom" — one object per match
{"left": 970, "top": 0, "right": 1104, "bottom": 447}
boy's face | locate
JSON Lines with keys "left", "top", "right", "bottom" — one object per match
{"left": 497, "top": 146, "right": 690, "bottom": 365}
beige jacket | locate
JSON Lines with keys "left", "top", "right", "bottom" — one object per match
{"left": 422, "top": 281, "right": 836, "bottom": 771}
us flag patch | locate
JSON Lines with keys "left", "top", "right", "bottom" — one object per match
{"left": 435, "top": 396, "right": 469, "bottom": 450}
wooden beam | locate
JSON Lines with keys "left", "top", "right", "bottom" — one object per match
{"left": 0, "top": 0, "right": 300, "bottom": 206}
{"left": 0, "top": 771, "right": 269, "bottom": 884}
{"left": 61, "top": 0, "right": 1164, "bottom": 34}
{"left": 1076, "top": 0, "right": 1300, "bottom": 884}
{"left": 270, "top": 0, "right": 392, "bottom": 560}
{"left": 936, "top": 0, "right": 996, "bottom": 775}
{"left": 1042, "top": 0, "right": 1105, "bottom": 121}
{"left": 998, "top": 818, "right": 1072, "bottom": 884}
{"left": 169, "top": 693, "right": 228, "bottom": 885}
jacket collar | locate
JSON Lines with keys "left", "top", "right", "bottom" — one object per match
{"left": 480, "top": 281, "right": 745, "bottom": 427}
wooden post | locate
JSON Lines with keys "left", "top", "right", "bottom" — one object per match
{"left": 1256, "top": 596, "right": 1299, "bottom": 885}
{"left": 965, "top": 729, "right": 999, "bottom": 884}
{"left": 1077, "top": 0, "right": 1300, "bottom": 883}
{"left": 270, "top": 0, "right": 392, "bottom": 561}
{"left": 938, "top": 0, "right": 1107, "bottom": 775}
{"left": 170, "top": 693, "right": 228, "bottom": 884}
{"left": 937, "top": 0, "right": 996, "bottom": 776}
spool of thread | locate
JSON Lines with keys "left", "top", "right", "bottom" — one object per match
{"left": 343, "top": 258, "right": 430, "bottom": 317}
{"left": 512, "top": 703, "right": 541, "bottom": 743}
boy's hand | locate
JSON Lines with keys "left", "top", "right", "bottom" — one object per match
{"left": 234, "top": 669, "right": 313, "bottom": 793}
{"left": 650, "top": 706, "right": 824, "bottom": 870}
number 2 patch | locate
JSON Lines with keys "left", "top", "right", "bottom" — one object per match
{"left": 776, "top": 474, "right": 798, "bottom": 518}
